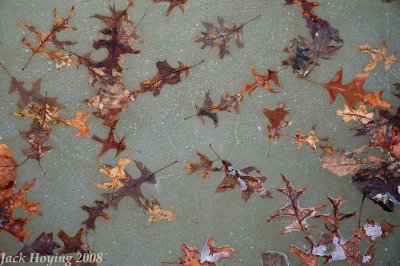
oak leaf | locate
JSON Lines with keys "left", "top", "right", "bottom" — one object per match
{"left": 152, "top": 0, "right": 188, "bottom": 16}
{"left": 135, "top": 60, "right": 202, "bottom": 96}
{"left": 63, "top": 108, "right": 91, "bottom": 137}
{"left": 315, "top": 193, "right": 357, "bottom": 233}
{"left": 356, "top": 109, "right": 400, "bottom": 158}
{"left": 102, "top": 160, "right": 177, "bottom": 224}
{"left": 8, "top": 78, "right": 61, "bottom": 111}
{"left": 322, "top": 68, "right": 392, "bottom": 109}
{"left": 263, "top": 102, "right": 292, "bottom": 140}
{"left": 242, "top": 65, "right": 282, "bottom": 96}
{"left": 195, "top": 16, "right": 259, "bottom": 59}
{"left": 216, "top": 160, "right": 272, "bottom": 203}
{"left": 336, "top": 103, "right": 374, "bottom": 124}
{"left": 19, "top": 6, "right": 76, "bottom": 70}
{"left": 145, "top": 198, "right": 176, "bottom": 225}
{"left": 0, "top": 143, "right": 17, "bottom": 188}
{"left": 166, "top": 237, "right": 234, "bottom": 265}
{"left": 285, "top": 0, "right": 320, "bottom": 19}
{"left": 320, "top": 146, "right": 365, "bottom": 177}
{"left": 290, "top": 245, "right": 319, "bottom": 266}
{"left": 14, "top": 232, "right": 60, "bottom": 258}
{"left": 19, "top": 121, "right": 52, "bottom": 161}
{"left": 58, "top": 228, "right": 89, "bottom": 254}
{"left": 356, "top": 40, "right": 397, "bottom": 72}
{"left": 185, "top": 151, "right": 220, "bottom": 180}
{"left": 91, "top": 2, "right": 142, "bottom": 75}
{"left": 0, "top": 179, "right": 41, "bottom": 241}
{"left": 81, "top": 201, "right": 111, "bottom": 232}
{"left": 92, "top": 128, "right": 127, "bottom": 157}
{"left": 293, "top": 125, "right": 329, "bottom": 151}
{"left": 267, "top": 174, "right": 325, "bottom": 233}
{"left": 95, "top": 156, "right": 132, "bottom": 189}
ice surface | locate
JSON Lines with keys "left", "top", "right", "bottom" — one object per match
{"left": 0, "top": 0, "right": 399, "bottom": 265}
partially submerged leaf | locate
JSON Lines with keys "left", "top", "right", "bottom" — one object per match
{"left": 320, "top": 146, "right": 365, "bottom": 177}
{"left": 92, "top": 128, "right": 127, "bottom": 157}
{"left": 58, "top": 228, "right": 89, "bottom": 254}
{"left": 101, "top": 160, "right": 177, "bottom": 224}
{"left": 81, "top": 201, "right": 111, "bottom": 232}
{"left": 14, "top": 232, "right": 60, "bottom": 257}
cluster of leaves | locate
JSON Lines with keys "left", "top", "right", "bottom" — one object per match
{"left": 320, "top": 86, "right": 400, "bottom": 212}
{"left": 81, "top": 158, "right": 177, "bottom": 230}
{"left": 12, "top": 228, "right": 99, "bottom": 266}
{"left": 267, "top": 175, "right": 399, "bottom": 265}
{"left": 282, "top": 0, "right": 343, "bottom": 77}
{"left": 187, "top": 64, "right": 284, "bottom": 132}
{"left": 185, "top": 146, "right": 272, "bottom": 203}
{"left": 0, "top": 143, "right": 40, "bottom": 241}
{"left": 1, "top": 64, "right": 91, "bottom": 165}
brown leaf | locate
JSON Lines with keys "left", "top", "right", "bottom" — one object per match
{"left": 290, "top": 245, "right": 319, "bottom": 266}
{"left": 145, "top": 198, "right": 176, "bottom": 225}
{"left": 267, "top": 174, "right": 325, "bottom": 233}
{"left": 102, "top": 160, "right": 177, "bottom": 224}
{"left": 320, "top": 147, "right": 364, "bottom": 177}
{"left": 91, "top": 2, "right": 142, "bottom": 75}
{"left": 322, "top": 68, "right": 392, "bottom": 109}
{"left": 81, "top": 201, "right": 111, "bottom": 232}
{"left": 261, "top": 251, "right": 291, "bottom": 266}
{"left": 357, "top": 109, "right": 400, "bottom": 158}
{"left": 185, "top": 151, "right": 220, "bottom": 180}
{"left": 136, "top": 60, "right": 202, "bottom": 96}
{"left": 19, "top": 121, "right": 52, "bottom": 160}
{"left": 0, "top": 143, "right": 17, "bottom": 188}
{"left": 95, "top": 156, "right": 132, "bottom": 188}
{"left": 315, "top": 192, "right": 357, "bottom": 233}
{"left": 356, "top": 40, "right": 397, "bottom": 72}
{"left": 263, "top": 102, "right": 292, "bottom": 140}
{"left": 195, "top": 16, "right": 259, "bottom": 59}
{"left": 294, "top": 125, "right": 329, "bottom": 151}
{"left": 58, "top": 228, "right": 89, "bottom": 254}
{"left": 285, "top": 0, "right": 320, "bottom": 19}
{"left": 341, "top": 229, "right": 375, "bottom": 266}
{"left": 63, "top": 108, "right": 91, "bottom": 137}
{"left": 0, "top": 179, "right": 41, "bottom": 241}
{"left": 92, "top": 128, "right": 127, "bottom": 157}
{"left": 242, "top": 65, "right": 282, "bottom": 96}
{"left": 152, "top": 0, "right": 188, "bottom": 16}
{"left": 336, "top": 103, "right": 374, "bottom": 124}
{"left": 14, "top": 232, "right": 60, "bottom": 258}
{"left": 166, "top": 237, "right": 234, "bottom": 265}
{"left": 19, "top": 6, "right": 76, "bottom": 70}
{"left": 9, "top": 78, "right": 61, "bottom": 110}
